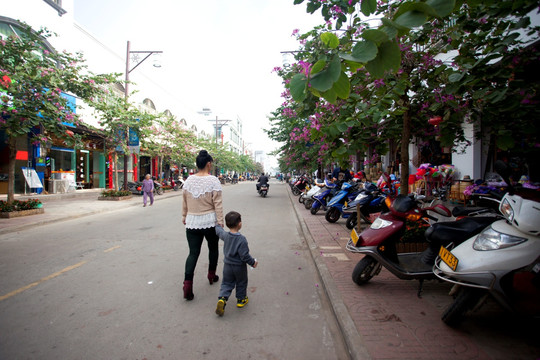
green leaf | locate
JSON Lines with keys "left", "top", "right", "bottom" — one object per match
{"left": 496, "top": 133, "right": 515, "bottom": 150}
{"left": 351, "top": 40, "right": 378, "bottom": 62}
{"left": 311, "top": 59, "right": 326, "bottom": 75}
{"left": 321, "top": 88, "right": 338, "bottom": 103}
{"left": 365, "top": 41, "right": 401, "bottom": 78}
{"left": 362, "top": 29, "right": 389, "bottom": 45}
{"left": 380, "top": 18, "right": 410, "bottom": 36}
{"left": 393, "top": 2, "right": 438, "bottom": 18}
{"left": 290, "top": 73, "right": 308, "bottom": 102}
{"left": 426, "top": 0, "right": 455, "bottom": 17}
{"left": 379, "top": 25, "right": 398, "bottom": 39}
{"left": 321, "top": 32, "right": 340, "bottom": 49}
{"left": 360, "top": 0, "right": 377, "bottom": 17}
{"left": 310, "top": 71, "right": 334, "bottom": 92}
{"left": 306, "top": 2, "right": 321, "bottom": 14}
{"left": 448, "top": 72, "right": 464, "bottom": 82}
{"left": 333, "top": 72, "right": 351, "bottom": 99}
{"left": 328, "top": 56, "right": 342, "bottom": 82}
{"left": 395, "top": 10, "right": 427, "bottom": 28}
{"left": 293, "top": 0, "right": 304, "bottom": 4}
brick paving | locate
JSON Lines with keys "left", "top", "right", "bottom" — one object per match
{"left": 287, "top": 185, "right": 540, "bottom": 360}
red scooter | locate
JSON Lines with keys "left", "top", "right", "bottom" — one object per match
{"left": 346, "top": 174, "right": 498, "bottom": 296}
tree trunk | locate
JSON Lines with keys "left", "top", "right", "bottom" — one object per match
{"left": 7, "top": 137, "right": 16, "bottom": 203}
{"left": 400, "top": 96, "right": 411, "bottom": 195}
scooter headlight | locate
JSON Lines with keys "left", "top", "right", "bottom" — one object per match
{"left": 473, "top": 226, "right": 527, "bottom": 251}
{"left": 370, "top": 217, "right": 393, "bottom": 230}
{"left": 500, "top": 198, "right": 514, "bottom": 222}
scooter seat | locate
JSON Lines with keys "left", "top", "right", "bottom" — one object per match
{"left": 451, "top": 206, "right": 491, "bottom": 217}
{"left": 425, "top": 217, "right": 498, "bottom": 245}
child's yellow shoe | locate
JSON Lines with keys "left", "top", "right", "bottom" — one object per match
{"left": 237, "top": 297, "right": 249, "bottom": 308}
{"left": 215, "top": 298, "right": 226, "bottom": 316}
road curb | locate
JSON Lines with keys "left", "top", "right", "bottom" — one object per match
{"left": 286, "top": 186, "right": 371, "bottom": 360}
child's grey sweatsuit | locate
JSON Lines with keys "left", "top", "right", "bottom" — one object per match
{"left": 215, "top": 225, "right": 256, "bottom": 300}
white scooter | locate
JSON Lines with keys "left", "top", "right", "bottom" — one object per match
{"left": 434, "top": 161, "right": 540, "bottom": 326}
{"left": 300, "top": 179, "right": 327, "bottom": 209}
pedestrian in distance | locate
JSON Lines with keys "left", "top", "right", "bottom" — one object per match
{"left": 142, "top": 174, "right": 154, "bottom": 207}
{"left": 182, "top": 150, "right": 224, "bottom": 301}
{"left": 215, "top": 211, "right": 258, "bottom": 317}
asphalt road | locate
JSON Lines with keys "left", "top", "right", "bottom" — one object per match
{"left": 0, "top": 180, "right": 349, "bottom": 360}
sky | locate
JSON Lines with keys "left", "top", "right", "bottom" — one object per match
{"left": 72, "top": 0, "right": 324, "bottom": 171}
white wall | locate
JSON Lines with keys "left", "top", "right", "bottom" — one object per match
{"left": 452, "top": 120, "right": 482, "bottom": 180}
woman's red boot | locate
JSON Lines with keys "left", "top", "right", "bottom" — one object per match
{"left": 183, "top": 280, "right": 194, "bottom": 300}
{"left": 207, "top": 271, "right": 219, "bottom": 285}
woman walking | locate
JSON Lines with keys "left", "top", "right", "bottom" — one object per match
{"left": 142, "top": 174, "right": 154, "bottom": 207}
{"left": 182, "top": 150, "right": 224, "bottom": 300}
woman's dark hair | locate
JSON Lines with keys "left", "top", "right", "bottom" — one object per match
{"left": 196, "top": 150, "right": 213, "bottom": 169}
{"left": 225, "top": 211, "right": 242, "bottom": 228}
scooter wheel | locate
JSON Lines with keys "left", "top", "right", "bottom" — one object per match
{"left": 304, "top": 199, "right": 314, "bottom": 210}
{"left": 352, "top": 256, "right": 381, "bottom": 285}
{"left": 173, "top": 185, "right": 179, "bottom": 191}
{"left": 299, "top": 195, "right": 305, "bottom": 204}
{"left": 441, "top": 287, "right": 484, "bottom": 327}
{"left": 156, "top": 187, "right": 163, "bottom": 195}
{"left": 310, "top": 206, "right": 320, "bottom": 215}
{"left": 292, "top": 188, "right": 301, "bottom": 196}
{"left": 346, "top": 213, "right": 357, "bottom": 230}
{"left": 325, "top": 207, "right": 340, "bottom": 223}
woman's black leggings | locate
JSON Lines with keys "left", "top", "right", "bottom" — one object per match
{"left": 185, "top": 227, "right": 219, "bottom": 281}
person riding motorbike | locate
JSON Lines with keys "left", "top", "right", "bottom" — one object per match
{"left": 256, "top": 172, "right": 270, "bottom": 191}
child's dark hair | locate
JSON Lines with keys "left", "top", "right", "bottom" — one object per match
{"left": 196, "top": 150, "right": 213, "bottom": 169}
{"left": 225, "top": 211, "right": 242, "bottom": 229}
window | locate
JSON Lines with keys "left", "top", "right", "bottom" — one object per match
{"left": 42, "top": 0, "right": 67, "bottom": 16}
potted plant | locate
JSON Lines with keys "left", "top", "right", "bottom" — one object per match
{"left": 0, "top": 199, "right": 44, "bottom": 218}
{"left": 98, "top": 189, "right": 132, "bottom": 201}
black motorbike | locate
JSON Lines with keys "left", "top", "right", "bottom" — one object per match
{"left": 258, "top": 184, "right": 268, "bottom": 197}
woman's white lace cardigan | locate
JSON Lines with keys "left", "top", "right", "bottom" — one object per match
{"left": 182, "top": 175, "right": 223, "bottom": 229}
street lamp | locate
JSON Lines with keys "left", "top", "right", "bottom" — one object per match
{"left": 123, "top": 40, "right": 163, "bottom": 190}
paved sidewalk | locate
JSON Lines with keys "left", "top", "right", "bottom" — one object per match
{"left": 286, "top": 185, "right": 540, "bottom": 360}
{"left": 0, "top": 189, "right": 182, "bottom": 235}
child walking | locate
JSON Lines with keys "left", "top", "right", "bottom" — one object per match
{"left": 215, "top": 211, "right": 257, "bottom": 316}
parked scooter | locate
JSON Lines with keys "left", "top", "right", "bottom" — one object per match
{"left": 344, "top": 183, "right": 388, "bottom": 229}
{"left": 301, "top": 179, "right": 325, "bottom": 209}
{"left": 346, "top": 174, "right": 499, "bottom": 296}
{"left": 291, "top": 175, "right": 310, "bottom": 196}
{"left": 153, "top": 179, "right": 163, "bottom": 195}
{"left": 163, "top": 176, "right": 183, "bottom": 191}
{"left": 434, "top": 161, "right": 540, "bottom": 326}
{"left": 127, "top": 181, "right": 143, "bottom": 195}
{"left": 310, "top": 179, "right": 337, "bottom": 215}
{"left": 325, "top": 181, "right": 361, "bottom": 223}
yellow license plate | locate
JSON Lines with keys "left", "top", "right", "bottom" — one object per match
{"left": 351, "top": 228, "right": 360, "bottom": 246}
{"left": 439, "top": 246, "right": 459, "bottom": 271}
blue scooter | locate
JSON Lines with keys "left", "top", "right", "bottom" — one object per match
{"left": 344, "top": 183, "right": 388, "bottom": 229}
{"left": 325, "top": 181, "right": 360, "bottom": 223}
{"left": 310, "top": 179, "right": 336, "bottom": 215}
